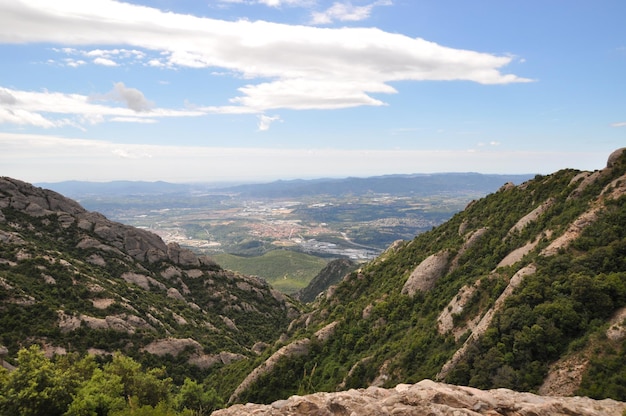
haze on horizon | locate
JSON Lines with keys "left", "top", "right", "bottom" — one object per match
{"left": 0, "top": 1, "right": 624, "bottom": 183}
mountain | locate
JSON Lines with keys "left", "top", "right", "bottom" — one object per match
{"left": 34, "top": 180, "right": 195, "bottom": 197}
{"left": 210, "top": 173, "right": 537, "bottom": 198}
{"left": 217, "top": 148, "right": 626, "bottom": 405}
{"left": 38, "top": 172, "right": 535, "bottom": 200}
{"left": 3, "top": 148, "right": 626, "bottom": 415}
{"left": 0, "top": 177, "right": 299, "bottom": 379}
{"left": 294, "top": 258, "right": 358, "bottom": 303}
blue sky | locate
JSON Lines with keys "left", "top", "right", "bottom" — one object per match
{"left": 0, "top": 0, "right": 624, "bottom": 183}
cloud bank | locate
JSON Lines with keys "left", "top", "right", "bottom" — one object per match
{"left": 0, "top": 0, "right": 531, "bottom": 129}
{"left": 0, "top": 86, "right": 202, "bottom": 128}
{"left": 0, "top": 133, "right": 607, "bottom": 184}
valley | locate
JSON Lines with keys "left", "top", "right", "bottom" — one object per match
{"left": 91, "top": 193, "right": 457, "bottom": 260}
{"left": 43, "top": 173, "right": 533, "bottom": 291}
{"left": 2, "top": 149, "right": 626, "bottom": 415}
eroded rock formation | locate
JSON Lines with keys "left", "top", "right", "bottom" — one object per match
{"left": 215, "top": 379, "right": 626, "bottom": 416}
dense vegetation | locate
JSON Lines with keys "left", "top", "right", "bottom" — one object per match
{"left": 2, "top": 151, "right": 626, "bottom": 412}
{"left": 0, "top": 346, "right": 223, "bottom": 416}
{"left": 221, "top": 151, "right": 626, "bottom": 403}
{"left": 211, "top": 250, "right": 328, "bottom": 293}
{"left": 0, "top": 176, "right": 299, "bottom": 413}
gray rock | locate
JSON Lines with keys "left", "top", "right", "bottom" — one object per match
{"left": 402, "top": 250, "right": 451, "bottom": 296}
{"left": 215, "top": 379, "right": 626, "bottom": 416}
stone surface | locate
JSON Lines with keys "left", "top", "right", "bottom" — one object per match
{"left": 0, "top": 177, "right": 175, "bottom": 264}
{"left": 402, "top": 250, "right": 451, "bottom": 296}
{"left": 215, "top": 379, "right": 626, "bottom": 416}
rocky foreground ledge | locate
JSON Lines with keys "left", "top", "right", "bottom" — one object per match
{"left": 213, "top": 379, "right": 626, "bottom": 416}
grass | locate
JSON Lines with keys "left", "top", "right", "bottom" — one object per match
{"left": 211, "top": 250, "right": 328, "bottom": 294}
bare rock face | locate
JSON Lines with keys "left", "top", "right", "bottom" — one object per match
{"left": 141, "top": 337, "right": 246, "bottom": 369}
{"left": 402, "top": 250, "right": 451, "bottom": 296}
{"left": 0, "top": 177, "right": 84, "bottom": 217}
{"left": 607, "top": 147, "right": 626, "bottom": 168}
{"left": 167, "top": 242, "right": 200, "bottom": 267}
{"left": 0, "top": 177, "right": 207, "bottom": 267}
{"left": 214, "top": 379, "right": 626, "bottom": 416}
{"left": 229, "top": 339, "right": 312, "bottom": 404}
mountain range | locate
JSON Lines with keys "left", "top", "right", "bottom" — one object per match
{"left": 1, "top": 148, "right": 626, "bottom": 415}
{"left": 37, "top": 172, "right": 535, "bottom": 200}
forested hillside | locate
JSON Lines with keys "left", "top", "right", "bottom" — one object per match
{"left": 0, "top": 177, "right": 299, "bottom": 415}
{"left": 221, "top": 148, "right": 626, "bottom": 405}
{"left": 1, "top": 148, "right": 626, "bottom": 415}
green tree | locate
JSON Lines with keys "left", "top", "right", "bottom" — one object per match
{"left": 65, "top": 368, "right": 127, "bottom": 416}
{"left": 174, "top": 378, "right": 223, "bottom": 415}
{"left": 104, "top": 353, "right": 173, "bottom": 408}
{"left": 0, "top": 345, "right": 75, "bottom": 416}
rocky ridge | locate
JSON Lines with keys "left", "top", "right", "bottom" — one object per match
{"left": 0, "top": 176, "right": 299, "bottom": 369}
{"left": 215, "top": 379, "right": 626, "bottom": 416}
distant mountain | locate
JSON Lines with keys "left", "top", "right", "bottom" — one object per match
{"left": 35, "top": 180, "right": 195, "bottom": 197}
{"left": 222, "top": 173, "right": 537, "bottom": 198}
{"left": 38, "top": 172, "right": 536, "bottom": 200}
{"left": 218, "top": 148, "right": 626, "bottom": 405}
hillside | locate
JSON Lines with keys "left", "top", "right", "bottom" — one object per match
{"left": 2, "top": 149, "right": 626, "bottom": 415}
{"left": 217, "top": 148, "right": 626, "bottom": 405}
{"left": 0, "top": 177, "right": 299, "bottom": 381}
{"left": 211, "top": 251, "right": 328, "bottom": 294}
{"left": 294, "top": 258, "right": 358, "bottom": 303}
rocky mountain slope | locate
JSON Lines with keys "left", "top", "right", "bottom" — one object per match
{"left": 3, "top": 148, "right": 626, "bottom": 415}
{"left": 294, "top": 258, "right": 357, "bottom": 303}
{"left": 0, "top": 177, "right": 299, "bottom": 377}
{"left": 220, "top": 148, "right": 626, "bottom": 405}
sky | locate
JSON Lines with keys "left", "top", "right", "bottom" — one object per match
{"left": 0, "top": 0, "right": 624, "bottom": 183}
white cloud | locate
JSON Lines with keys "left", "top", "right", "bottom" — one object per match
{"left": 232, "top": 78, "right": 393, "bottom": 110}
{"left": 217, "top": 0, "right": 314, "bottom": 6}
{"left": 611, "top": 122, "right": 626, "bottom": 128}
{"left": 257, "top": 114, "right": 281, "bottom": 131}
{"left": 110, "top": 116, "right": 158, "bottom": 123}
{"left": 256, "top": 0, "right": 314, "bottom": 7}
{"left": 93, "top": 57, "right": 118, "bottom": 66}
{"left": 65, "top": 58, "right": 86, "bottom": 67}
{"left": 478, "top": 141, "right": 501, "bottom": 147}
{"left": 0, "top": 85, "right": 205, "bottom": 128}
{"left": 0, "top": 132, "right": 608, "bottom": 183}
{"left": 53, "top": 47, "right": 149, "bottom": 67}
{"left": 311, "top": 1, "right": 392, "bottom": 25}
{"left": 112, "top": 148, "right": 153, "bottom": 159}
{"left": 0, "top": 0, "right": 531, "bottom": 114}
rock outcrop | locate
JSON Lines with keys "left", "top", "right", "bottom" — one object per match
{"left": 215, "top": 379, "right": 626, "bottom": 416}
{"left": 229, "top": 321, "right": 340, "bottom": 404}
{"left": 0, "top": 177, "right": 208, "bottom": 267}
{"left": 402, "top": 250, "right": 451, "bottom": 296}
